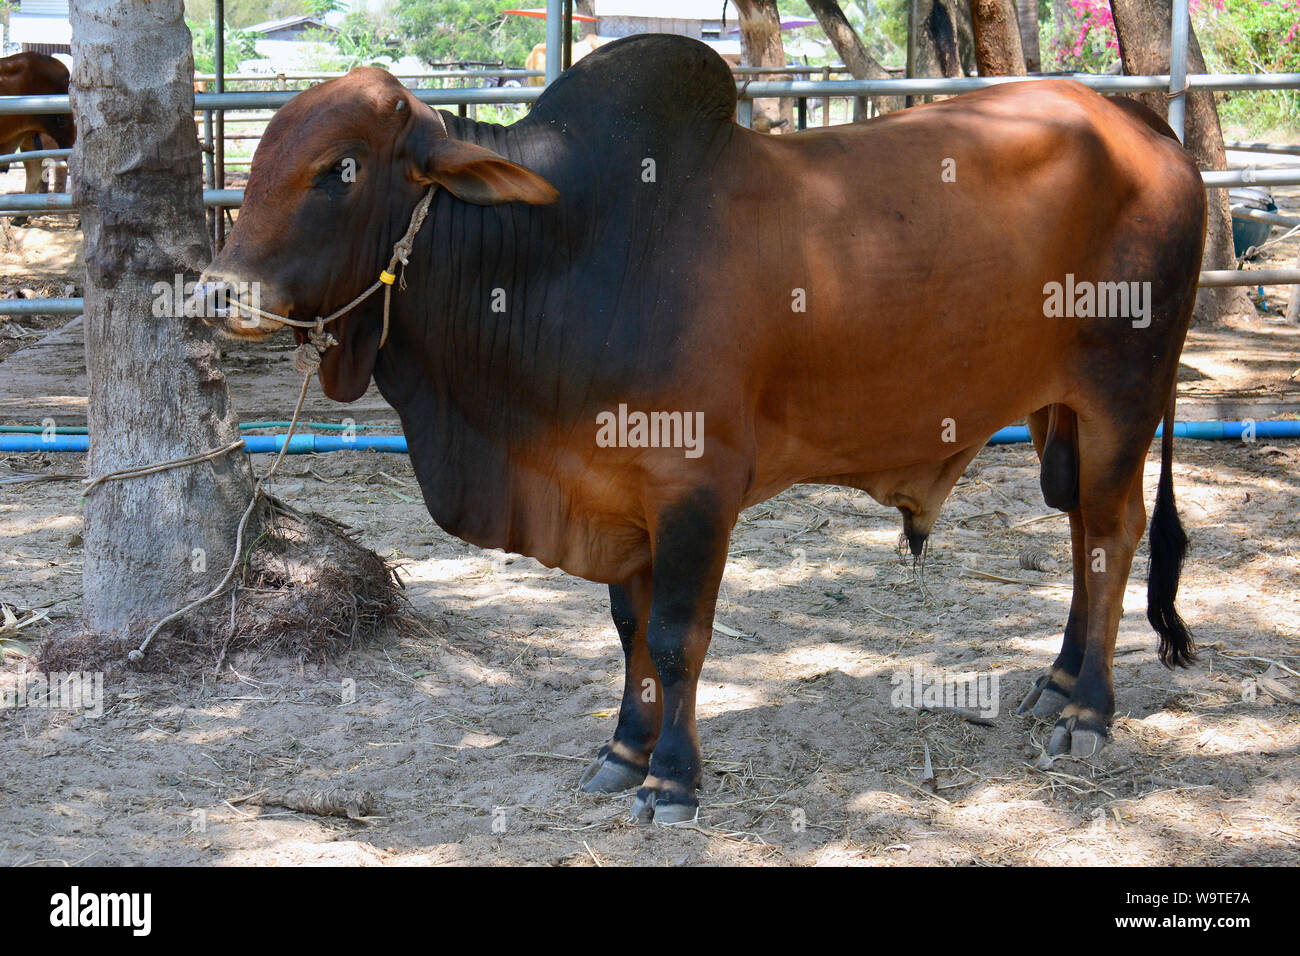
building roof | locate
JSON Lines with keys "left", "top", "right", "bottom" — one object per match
{"left": 245, "top": 15, "right": 337, "bottom": 36}
{"left": 18, "top": 1, "right": 69, "bottom": 14}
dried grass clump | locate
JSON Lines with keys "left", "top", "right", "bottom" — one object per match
{"left": 40, "top": 494, "right": 410, "bottom": 673}
{"left": 223, "top": 495, "right": 406, "bottom": 665}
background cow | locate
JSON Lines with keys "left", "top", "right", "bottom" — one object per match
{"left": 203, "top": 35, "right": 1205, "bottom": 823}
{"left": 524, "top": 35, "right": 607, "bottom": 86}
{"left": 0, "top": 52, "right": 75, "bottom": 225}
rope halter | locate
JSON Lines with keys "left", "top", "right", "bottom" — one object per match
{"left": 222, "top": 186, "right": 436, "bottom": 353}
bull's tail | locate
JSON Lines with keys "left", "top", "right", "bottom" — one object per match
{"left": 1147, "top": 388, "right": 1195, "bottom": 667}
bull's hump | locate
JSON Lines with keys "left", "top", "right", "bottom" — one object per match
{"left": 526, "top": 34, "right": 736, "bottom": 136}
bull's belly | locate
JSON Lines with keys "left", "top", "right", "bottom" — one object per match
{"left": 742, "top": 328, "right": 1062, "bottom": 501}
{"left": 751, "top": 383, "right": 1042, "bottom": 494}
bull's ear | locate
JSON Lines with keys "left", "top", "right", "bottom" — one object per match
{"left": 418, "top": 138, "right": 558, "bottom": 205}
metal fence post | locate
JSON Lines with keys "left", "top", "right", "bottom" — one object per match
{"left": 1169, "top": 0, "right": 1190, "bottom": 143}
{"left": 563, "top": 0, "right": 573, "bottom": 70}
{"left": 214, "top": 0, "right": 227, "bottom": 251}
{"left": 545, "top": 0, "right": 563, "bottom": 85}
{"left": 203, "top": 108, "right": 216, "bottom": 239}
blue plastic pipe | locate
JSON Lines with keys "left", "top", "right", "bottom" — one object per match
{"left": 0, "top": 434, "right": 409, "bottom": 453}
{"left": 985, "top": 420, "right": 1300, "bottom": 444}
{"left": 3, "top": 421, "right": 1299, "bottom": 454}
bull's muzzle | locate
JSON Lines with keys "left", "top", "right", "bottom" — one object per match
{"left": 193, "top": 275, "right": 287, "bottom": 339}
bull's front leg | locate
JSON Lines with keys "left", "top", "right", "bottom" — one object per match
{"left": 630, "top": 489, "right": 732, "bottom": 825}
{"left": 579, "top": 572, "right": 660, "bottom": 794}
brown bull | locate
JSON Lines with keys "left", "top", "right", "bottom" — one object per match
{"left": 0, "top": 53, "right": 75, "bottom": 204}
{"left": 202, "top": 35, "right": 1204, "bottom": 823}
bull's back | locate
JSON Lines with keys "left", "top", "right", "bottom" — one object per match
{"left": 682, "top": 81, "right": 1203, "bottom": 485}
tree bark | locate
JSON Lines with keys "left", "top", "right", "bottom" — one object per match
{"left": 927, "top": 1, "right": 965, "bottom": 78}
{"left": 733, "top": 0, "right": 795, "bottom": 132}
{"left": 908, "top": 1, "right": 964, "bottom": 105}
{"left": 949, "top": 0, "right": 978, "bottom": 76}
{"left": 1016, "top": 0, "right": 1041, "bottom": 72}
{"left": 70, "top": 0, "right": 253, "bottom": 644}
{"left": 575, "top": 0, "right": 596, "bottom": 38}
{"left": 807, "top": 0, "right": 904, "bottom": 117}
{"left": 1110, "top": 0, "right": 1254, "bottom": 324}
{"left": 968, "top": 0, "right": 1027, "bottom": 75}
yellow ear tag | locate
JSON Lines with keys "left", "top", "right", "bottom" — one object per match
{"left": 379, "top": 270, "right": 397, "bottom": 285}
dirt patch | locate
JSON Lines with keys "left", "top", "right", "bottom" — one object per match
{"left": 2, "top": 434, "right": 1297, "bottom": 865}
{"left": 0, "top": 211, "right": 81, "bottom": 365}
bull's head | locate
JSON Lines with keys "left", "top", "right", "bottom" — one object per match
{"left": 200, "top": 67, "right": 557, "bottom": 401}
{"left": 41, "top": 58, "right": 76, "bottom": 150}
{"left": 39, "top": 111, "right": 76, "bottom": 151}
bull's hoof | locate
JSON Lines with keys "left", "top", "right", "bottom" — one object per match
{"left": 630, "top": 786, "right": 698, "bottom": 826}
{"left": 1047, "top": 715, "right": 1107, "bottom": 759}
{"left": 578, "top": 748, "right": 646, "bottom": 794}
{"left": 1018, "top": 674, "right": 1071, "bottom": 718}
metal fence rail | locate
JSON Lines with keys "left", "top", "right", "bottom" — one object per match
{"left": 0, "top": 147, "right": 72, "bottom": 165}
{"left": 2, "top": 71, "right": 1298, "bottom": 116}
{"left": 1, "top": 0, "right": 1298, "bottom": 313}
{"left": 0, "top": 189, "right": 242, "bottom": 213}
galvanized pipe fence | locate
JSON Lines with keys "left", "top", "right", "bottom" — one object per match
{"left": 1, "top": 0, "right": 1298, "bottom": 317}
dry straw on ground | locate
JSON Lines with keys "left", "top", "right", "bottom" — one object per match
{"left": 39, "top": 494, "right": 408, "bottom": 673}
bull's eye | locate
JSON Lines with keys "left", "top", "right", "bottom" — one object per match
{"left": 315, "top": 157, "right": 358, "bottom": 189}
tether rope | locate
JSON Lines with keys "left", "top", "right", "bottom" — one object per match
{"left": 85, "top": 186, "right": 439, "bottom": 664}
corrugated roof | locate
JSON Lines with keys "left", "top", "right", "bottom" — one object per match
{"left": 245, "top": 15, "right": 335, "bottom": 35}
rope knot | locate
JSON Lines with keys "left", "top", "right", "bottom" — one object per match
{"left": 291, "top": 330, "right": 338, "bottom": 375}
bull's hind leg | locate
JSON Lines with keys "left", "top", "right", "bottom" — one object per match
{"left": 1019, "top": 511, "right": 1089, "bottom": 718}
{"left": 1046, "top": 424, "right": 1149, "bottom": 757}
{"left": 580, "top": 572, "right": 659, "bottom": 794}
{"left": 1019, "top": 406, "right": 1088, "bottom": 718}
{"left": 629, "top": 488, "right": 732, "bottom": 824}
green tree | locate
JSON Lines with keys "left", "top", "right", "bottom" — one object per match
{"left": 188, "top": 20, "right": 261, "bottom": 74}
{"left": 393, "top": 0, "right": 544, "bottom": 67}
{"left": 329, "top": 10, "right": 402, "bottom": 68}
{"left": 304, "top": 0, "right": 345, "bottom": 16}
{"left": 184, "top": 0, "right": 300, "bottom": 29}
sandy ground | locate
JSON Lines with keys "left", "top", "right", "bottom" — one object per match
{"left": 1, "top": 437, "right": 1297, "bottom": 865}
{"left": 0, "top": 159, "right": 82, "bottom": 365}
{"left": 0, "top": 167, "right": 1298, "bottom": 868}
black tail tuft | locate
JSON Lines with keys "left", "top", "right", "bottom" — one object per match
{"left": 1147, "top": 401, "right": 1195, "bottom": 668}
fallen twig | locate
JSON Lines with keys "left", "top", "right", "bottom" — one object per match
{"left": 240, "top": 788, "right": 376, "bottom": 820}
{"left": 920, "top": 704, "right": 996, "bottom": 727}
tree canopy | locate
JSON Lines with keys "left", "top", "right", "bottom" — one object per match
{"left": 391, "top": 0, "right": 545, "bottom": 66}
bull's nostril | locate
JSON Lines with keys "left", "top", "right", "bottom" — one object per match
{"left": 192, "top": 280, "right": 233, "bottom": 321}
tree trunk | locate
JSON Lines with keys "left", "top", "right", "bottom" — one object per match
{"left": 927, "top": 1, "right": 965, "bottom": 78}
{"left": 969, "top": 0, "right": 1027, "bottom": 75}
{"left": 70, "top": 0, "right": 253, "bottom": 645}
{"left": 908, "top": 0, "right": 966, "bottom": 108}
{"left": 807, "top": 0, "right": 904, "bottom": 117}
{"left": 1016, "top": 0, "right": 1041, "bottom": 72}
{"left": 576, "top": 0, "right": 596, "bottom": 38}
{"left": 949, "top": 0, "right": 978, "bottom": 76}
{"left": 733, "top": 0, "right": 794, "bottom": 132}
{"left": 1110, "top": 0, "right": 1254, "bottom": 324}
